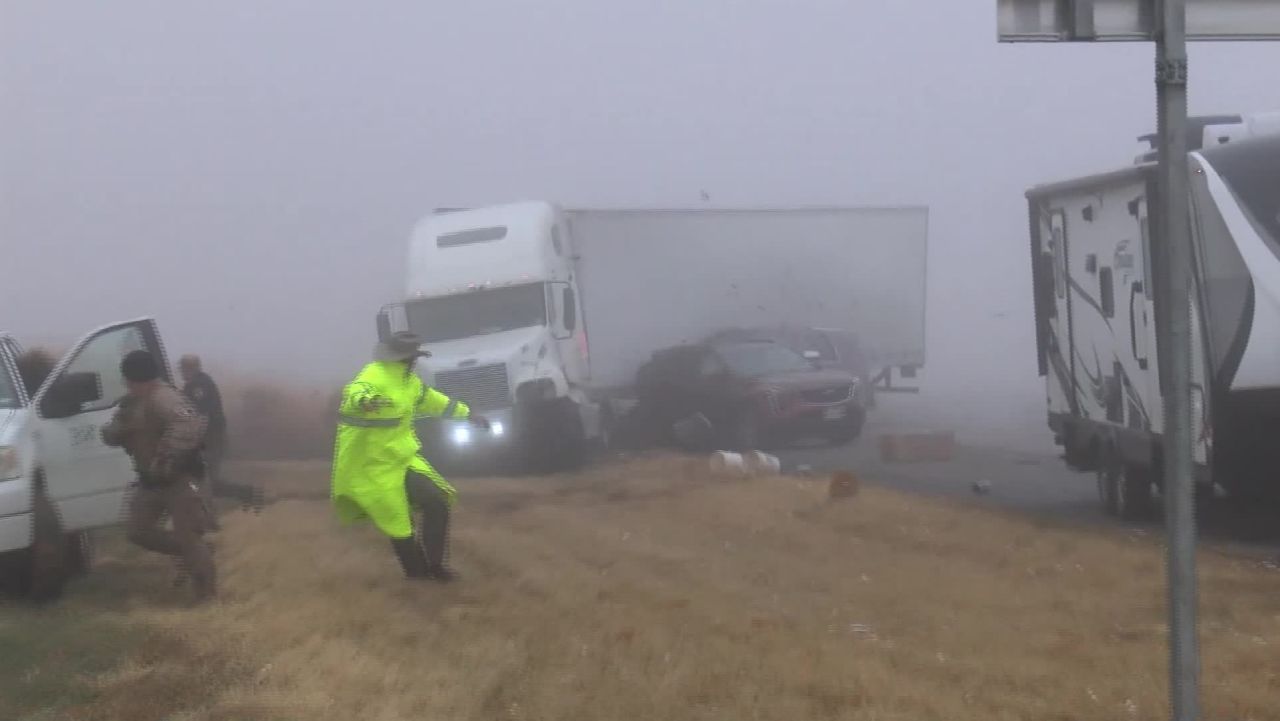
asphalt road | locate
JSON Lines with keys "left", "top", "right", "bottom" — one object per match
{"left": 775, "top": 394, "right": 1280, "bottom": 558}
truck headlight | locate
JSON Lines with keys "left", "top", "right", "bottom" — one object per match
{"left": 490, "top": 421, "right": 505, "bottom": 437}
{"left": 451, "top": 425, "right": 472, "bottom": 446}
{"left": 0, "top": 446, "right": 21, "bottom": 481}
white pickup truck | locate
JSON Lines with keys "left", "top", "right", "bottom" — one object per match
{"left": 0, "top": 318, "right": 170, "bottom": 600}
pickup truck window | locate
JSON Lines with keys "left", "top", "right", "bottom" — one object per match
{"left": 0, "top": 360, "right": 18, "bottom": 409}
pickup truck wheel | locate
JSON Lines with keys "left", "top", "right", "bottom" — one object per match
{"left": 26, "top": 490, "right": 70, "bottom": 602}
{"left": 65, "top": 531, "right": 94, "bottom": 577}
{"left": 826, "top": 409, "right": 866, "bottom": 446}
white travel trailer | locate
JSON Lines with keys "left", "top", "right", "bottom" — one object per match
{"left": 1029, "top": 119, "right": 1280, "bottom": 518}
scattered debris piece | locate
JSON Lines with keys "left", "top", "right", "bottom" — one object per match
{"left": 828, "top": 471, "right": 860, "bottom": 500}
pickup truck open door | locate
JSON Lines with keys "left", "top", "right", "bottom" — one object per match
{"left": 31, "top": 319, "right": 170, "bottom": 532}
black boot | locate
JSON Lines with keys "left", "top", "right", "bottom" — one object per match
{"left": 390, "top": 538, "right": 429, "bottom": 579}
{"left": 419, "top": 502, "right": 457, "bottom": 582}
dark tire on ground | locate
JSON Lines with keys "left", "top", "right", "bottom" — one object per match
{"left": 25, "top": 489, "right": 70, "bottom": 602}
{"left": 1114, "top": 464, "right": 1154, "bottom": 522}
{"left": 65, "top": 530, "right": 94, "bottom": 577}
{"left": 1096, "top": 456, "right": 1119, "bottom": 517}
{"left": 826, "top": 409, "right": 867, "bottom": 446}
{"left": 556, "top": 404, "right": 588, "bottom": 472}
{"left": 522, "top": 399, "right": 587, "bottom": 474}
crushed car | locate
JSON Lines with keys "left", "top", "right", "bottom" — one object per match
{"left": 631, "top": 337, "right": 867, "bottom": 452}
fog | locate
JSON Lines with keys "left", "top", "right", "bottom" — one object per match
{"left": 2, "top": 2, "right": 1278, "bottom": 436}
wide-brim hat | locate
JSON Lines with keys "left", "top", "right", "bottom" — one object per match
{"left": 374, "top": 331, "right": 431, "bottom": 362}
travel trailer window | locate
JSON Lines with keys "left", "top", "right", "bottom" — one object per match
{"left": 405, "top": 282, "right": 548, "bottom": 343}
{"left": 436, "top": 226, "right": 508, "bottom": 248}
{"left": 1099, "top": 267, "right": 1115, "bottom": 318}
{"left": 1049, "top": 211, "right": 1067, "bottom": 299}
{"left": 1207, "top": 139, "right": 1280, "bottom": 262}
{"left": 1139, "top": 214, "right": 1153, "bottom": 300}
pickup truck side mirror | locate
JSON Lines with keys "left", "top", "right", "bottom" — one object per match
{"left": 40, "top": 372, "right": 103, "bottom": 419}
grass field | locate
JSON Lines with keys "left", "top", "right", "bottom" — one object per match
{"left": 3, "top": 456, "right": 1279, "bottom": 721}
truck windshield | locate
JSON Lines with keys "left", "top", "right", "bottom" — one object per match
{"left": 1205, "top": 135, "right": 1280, "bottom": 263}
{"left": 715, "top": 342, "right": 814, "bottom": 378}
{"left": 405, "top": 282, "right": 548, "bottom": 343}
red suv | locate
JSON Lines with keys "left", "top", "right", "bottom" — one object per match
{"left": 634, "top": 339, "right": 866, "bottom": 450}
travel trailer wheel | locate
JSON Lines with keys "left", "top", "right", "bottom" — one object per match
{"left": 1096, "top": 460, "right": 1118, "bottom": 515}
{"left": 1113, "top": 464, "right": 1154, "bottom": 521}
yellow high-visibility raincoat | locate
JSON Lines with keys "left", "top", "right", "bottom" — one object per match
{"left": 330, "top": 360, "right": 470, "bottom": 539}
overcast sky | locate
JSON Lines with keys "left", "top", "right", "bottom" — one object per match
{"left": 2, "top": 2, "right": 1278, "bottom": 417}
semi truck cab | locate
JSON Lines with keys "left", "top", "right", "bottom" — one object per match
{"left": 380, "top": 201, "right": 599, "bottom": 471}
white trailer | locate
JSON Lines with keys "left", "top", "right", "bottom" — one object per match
{"left": 567, "top": 208, "right": 929, "bottom": 390}
{"left": 383, "top": 203, "right": 929, "bottom": 471}
{"left": 1028, "top": 121, "right": 1280, "bottom": 518}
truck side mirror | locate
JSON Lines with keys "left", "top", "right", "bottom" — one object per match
{"left": 376, "top": 311, "right": 391, "bottom": 342}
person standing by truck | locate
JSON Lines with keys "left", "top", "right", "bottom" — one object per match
{"left": 179, "top": 354, "right": 263, "bottom": 524}
{"left": 101, "top": 350, "right": 217, "bottom": 603}
{"left": 331, "top": 332, "right": 488, "bottom": 582}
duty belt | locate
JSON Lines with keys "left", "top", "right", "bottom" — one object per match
{"left": 338, "top": 415, "right": 400, "bottom": 428}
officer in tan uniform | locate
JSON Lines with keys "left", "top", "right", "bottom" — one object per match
{"left": 101, "top": 350, "right": 217, "bottom": 603}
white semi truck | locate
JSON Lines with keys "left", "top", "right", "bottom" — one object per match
{"left": 379, "top": 202, "right": 930, "bottom": 471}
{"left": 1028, "top": 114, "right": 1280, "bottom": 518}
{"left": 1, "top": 318, "right": 172, "bottom": 599}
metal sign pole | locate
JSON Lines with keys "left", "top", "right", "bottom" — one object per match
{"left": 1154, "top": 1, "right": 1202, "bottom": 718}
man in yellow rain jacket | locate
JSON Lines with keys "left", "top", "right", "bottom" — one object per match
{"left": 331, "top": 331, "right": 488, "bottom": 581}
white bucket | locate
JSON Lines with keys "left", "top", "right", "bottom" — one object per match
{"left": 744, "top": 451, "right": 781, "bottom": 476}
{"left": 709, "top": 451, "right": 748, "bottom": 476}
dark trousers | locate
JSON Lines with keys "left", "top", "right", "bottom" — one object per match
{"left": 390, "top": 470, "right": 452, "bottom": 577}
{"left": 127, "top": 480, "right": 216, "bottom": 598}
{"left": 204, "top": 437, "right": 258, "bottom": 504}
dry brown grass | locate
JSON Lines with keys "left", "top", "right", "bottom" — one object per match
{"left": 25, "top": 457, "right": 1280, "bottom": 720}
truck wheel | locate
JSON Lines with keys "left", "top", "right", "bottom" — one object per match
{"left": 524, "top": 400, "right": 586, "bottom": 474}
{"left": 25, "top": 489, "right": 70, "bottom": 602}
{"left": 1114, "top": 464, "right": 1154, "bottom": 521}
{"left": 1096, "top": 459, "right": 1120, "bottom": 517}
{"left": 557, "top": 404, "right": 588, "bottom": 471}
{"left": 826, "top": 409, "right": 866, "bottom": 446}
{"left": 65, "top": 531, "right": 94, "bottom": 577}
